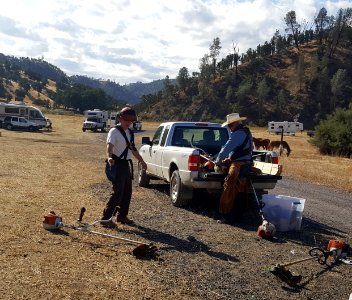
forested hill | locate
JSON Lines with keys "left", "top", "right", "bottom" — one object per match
{"left": 135, "top": 8, "right": 352, "bottom": 129}
{"left": 0, "top": 54, "right": 165, "bottom": 105}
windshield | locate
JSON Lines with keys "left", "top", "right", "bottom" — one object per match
{"left": 29, "top": 108, "right": 45, "bottom": 119}
{"left": 171, "top": 126, "right": 228, "bottom": 155}
{"left": 87, "top": 117, "right": 99, "bottom": 122}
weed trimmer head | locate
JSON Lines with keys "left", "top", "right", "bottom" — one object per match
{"left": 43, "top": 208, "right": 159, "bottom": 259}
{"left": 270, "top": 264, "right": 302, "bottom": 286}
{"left": 132, "top": 244, "right": 159, "bottom": 258}
{"left": 257, "top": 220, "right": 276, "bottom": 239}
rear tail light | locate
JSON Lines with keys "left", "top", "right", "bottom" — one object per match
{"left": 272, "top": 156, "right": 279, "bottom": 164}
{"left": 188, "top": 154, "right": 200, "bottom": 171}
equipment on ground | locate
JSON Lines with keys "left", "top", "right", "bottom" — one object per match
{"left": 270, "top": 240, "right": 352, "bottom": 286}
{"left": 250, "top": 179, "right": 276, "bottom": 239}
{"left": 270, "top": 247, "right": 329, "bottom": 286}
{"left": 43, "top": 208, "right": 158, "bottom": 258}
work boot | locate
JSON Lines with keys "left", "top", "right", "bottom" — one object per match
{"left": 116, "top": 216, "right": 134, "bottom": 225}
{"left": 100, "top": 220, "right": 117, "bottom": 229}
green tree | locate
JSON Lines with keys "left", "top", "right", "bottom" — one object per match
{"left": 236, "top": 78, "right": 253, "bottom": 104}
{"left": 328, "top": 8, "right": 352, "bottom": 57}
{"left": 209, "top": 37, "right": 221, "bottom": 75}
{"left": 199, "top": 54, "right": 212, "bottom": 83}
{"left": 311, "top": 108, "right": 352, "bottom": 157}
{"left": 315, "top": 7, "right": 329, "bottom": 44}
{"left": 256, "top": 77, "right": 270, "bottom": 121}
{"left": 225, "top": 86, "right": 234, "bottom": 102}
{"left": 296, "top": 55, "right": 305, "bottom": 91}
{"left": 163, "top": 75, "right": 174, "bottom": 97}
{"left": 176, "top": 67, "right": 190, "bottom": 92}
{"left": 285, "top": 11, "right": 301, "bottom": 50}
{"left": 330, "top": 69, "right": 347, "bottom": 109}
{"left": 0, "top": 80, "right": 6, "bottom": 98}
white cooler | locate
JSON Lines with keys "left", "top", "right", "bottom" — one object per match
{"left": 261, "top": 194, "right": 306, "bottom": 232}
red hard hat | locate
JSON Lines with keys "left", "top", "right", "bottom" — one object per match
{"left": 119, "top": 107, "right": 136, "bottom": 121}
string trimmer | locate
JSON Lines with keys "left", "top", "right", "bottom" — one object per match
{"left": 270, "top": 241, "right": 352, "bottom": 286}
{"left": 249, "top": 179, "right": 276, "bottom": 239}
{"left": 43, "top": 207, "right": 158, "bottom": 258}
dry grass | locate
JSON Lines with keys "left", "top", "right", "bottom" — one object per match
{"left": 250, "top": 127, "right": 352, "bottom": 192}
{"left": 0, "top": 114, "right": 350, "bottom": 299}
{"left": 0, "top": 115, "right": 180, "bottom": 299}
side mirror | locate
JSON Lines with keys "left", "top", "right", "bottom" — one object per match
{"left": 141, "top": 137, "right": 152, "bottom": 145}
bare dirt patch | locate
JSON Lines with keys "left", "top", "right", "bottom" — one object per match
{"left": 0, "top": 115, "right": 351, "bottom": 299}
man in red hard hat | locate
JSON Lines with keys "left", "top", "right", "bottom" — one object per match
{"left": 101, "top": 107, "right": 147, "bottom": 228}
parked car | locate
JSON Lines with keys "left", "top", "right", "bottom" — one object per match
{"left": 3, "top": 116, "right": 40, "bottom": 131}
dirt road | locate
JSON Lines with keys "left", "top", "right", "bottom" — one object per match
{"left": 108, "top": 165, "right": 352, "bottom": 300}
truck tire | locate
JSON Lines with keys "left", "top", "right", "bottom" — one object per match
{"left": 6, "top": 124, "right": 13, "bottom": 130}
{"left": 82, "top": 128, "right": 86, "bottom": 132}
{"left": 138, "top": 162, "right": 150, "bottom": 187}
{"left": 170, "top": 170, "right": 193, "bottom": 207}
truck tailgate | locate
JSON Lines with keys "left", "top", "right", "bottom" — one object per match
{"left": 198, "top": 172, "right": 282, "bottom": 190}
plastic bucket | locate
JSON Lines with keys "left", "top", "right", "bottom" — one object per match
{"left": 261, "top": 195, "right": 306, "bottom": 232}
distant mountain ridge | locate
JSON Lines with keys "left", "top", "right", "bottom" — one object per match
{"left": 0, "top": 53, "right": 166, "bottom": 103}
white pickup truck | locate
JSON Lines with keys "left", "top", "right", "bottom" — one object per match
{"left": 138, "top": 122, "right": 282, "bottom": 207}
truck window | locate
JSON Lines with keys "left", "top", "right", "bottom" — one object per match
{"left": 152, "top": 126, "right": 164, "bottom": 145}
{"left": 171, "top": 126, "right": 228, "bottom": 155}
{"left": 160, "top": 126, "right": 170, "bottom": 146}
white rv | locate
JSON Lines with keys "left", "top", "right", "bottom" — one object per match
{"left": 109, "top": 112, "right": 142, "bottom": 131}
{"left": 268, "top": 121, "right": 303, "bottom": 135}
{"left": 109, "top": 112, "right": 118, "bottom": 127}
{"left": 82, "top": 109, "right": 108, "bottom": 132}
{"left": 0, "top": 102, "right": 47, "bottom": 129}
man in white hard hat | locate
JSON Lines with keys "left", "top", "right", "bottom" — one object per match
{"left": 215, "top": 113, "right": 253, "bottom": 220}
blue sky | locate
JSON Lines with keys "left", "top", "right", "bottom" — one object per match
{"left": 0, "top": 0, "right": 350, "bottom": 84}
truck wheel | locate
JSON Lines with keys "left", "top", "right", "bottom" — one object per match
{"left": 28, "top": 126, "right": 34, "bottom": 132}
{"left": 170, "top": 170, "right": 193, "bottom": 207}
{"left": 82, "top": 128, "right": 86, "bottom": 132}
{"left": 138, "top": 162, "right": 150, "bottom": 187}
{"left": 6, "top": 124, "right": 13, "bottom": 130}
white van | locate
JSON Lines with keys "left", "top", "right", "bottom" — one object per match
{"left": 0, "top": 102, "right": 47, "bottom": 129}
{"left": 268, "top": 121, "right": 303, "bottom": 135}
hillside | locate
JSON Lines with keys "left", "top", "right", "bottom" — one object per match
{"left": 0, "top": 54, "right": 165, "bottom": 106}
{"left": 137, "top": 39, "right": 352, "bottom": 129}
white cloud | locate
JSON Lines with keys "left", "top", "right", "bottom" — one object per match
{"left": 0, "top": 0, "right": 350, "bottom": 83}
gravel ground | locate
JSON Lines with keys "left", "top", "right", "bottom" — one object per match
{"left": 91, "top": 163, "right": 352, "bottom": 300}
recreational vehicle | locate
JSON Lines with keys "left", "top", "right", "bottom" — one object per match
{"left": 82, "top": 109, "right": 108, "bottom": 132}
{"left": 268, "top": 121, "right": 303, "bottom": 135}
{"left": 0, "top": 102, "right": 46, "bottom": 129}
{"left": 109, "top": 112, "right": 142, "bottom": 131}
